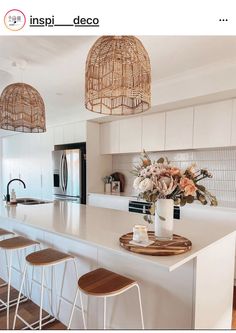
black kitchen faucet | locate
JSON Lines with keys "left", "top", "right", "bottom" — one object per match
{"left": 6, "top": 179, "right": 26, "bottom": 203}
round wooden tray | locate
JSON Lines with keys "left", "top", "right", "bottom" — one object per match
{"left": 119, "top": 231, "right": 192, "bottom": 256}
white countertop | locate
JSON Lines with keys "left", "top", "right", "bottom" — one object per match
{"left": 0, "top": 201, "right": 236, "bottom": 272}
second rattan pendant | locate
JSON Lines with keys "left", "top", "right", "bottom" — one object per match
{"left": 0, "top": 83, "right": 46, "bottom": 133}
{"left": 85, "top": 36, "right": 151, "bottom": 116}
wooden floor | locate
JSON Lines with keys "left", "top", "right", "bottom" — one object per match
{"left": 0, "top": 280, "right": 236, "bottom": 329}
{"left": 0, "top": 279, "right": 65, "bottom": 330}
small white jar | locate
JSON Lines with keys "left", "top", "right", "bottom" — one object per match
{"left": 133, "top": 225, "right": 149, "bottom": 243}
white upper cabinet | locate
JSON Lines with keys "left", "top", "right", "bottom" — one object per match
{"left": 231, "top": 99, "right": 236, "bottom": 146}
{"left": 119, "top": 117, "right": 142, "bottom": 153}
{"left": 193, "top": 100, "right": 233, "bottom": 148}
{"left": 74, "top": 121, "right": 86, "bottom": 143}
{"left": 63, "top": 123, "right": 75, "bottom": 144}
{"left": 100, "top": 121, "right": 120, "bottom": 154}
{"left": 165, "top": 107, "right": 194, "bottom": 150}
{"left": 142, "top": 113, "right": 165, "bottom": 152}
{"left": 53, "top": 126, "right": 64, "bottom": 145}
{"left": 99, "top": 99, "right": 235, "bottom": 154}
{"left": 53, "top": 121, "right": 86, "bottom": 145}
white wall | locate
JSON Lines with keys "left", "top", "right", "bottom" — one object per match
{"left": 152, "top": 61, "right": 236, "bottom": 108}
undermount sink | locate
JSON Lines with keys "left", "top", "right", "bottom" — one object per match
{"left": 16, "top": 198, "right": 52, "bottom": 205}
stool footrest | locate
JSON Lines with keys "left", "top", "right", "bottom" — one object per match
{"left": 0, "top": 282, "right": 7, "bottom": 288}
{"left": 0, "top": 295, "right": 28, "bottom": 312}
{"left": 16, "top": 313, "right": 56, "bottom": 330}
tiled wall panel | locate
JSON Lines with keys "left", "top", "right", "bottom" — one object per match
{"left": 112, "top": 148, "right": 236, "bottom": 208}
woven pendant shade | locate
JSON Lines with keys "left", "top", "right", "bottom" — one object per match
{"left": 85, "top": 36, "right": 151, "bottom": 115}
{"left": 0, "top": 83, "right": 46, "bottom": 133}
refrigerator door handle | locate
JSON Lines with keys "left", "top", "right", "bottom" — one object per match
{"left": 60, "top": 153, "right": 65, "bottom": 192}
{"left": 63, "top": 154, "right": 68, "bottom": 191}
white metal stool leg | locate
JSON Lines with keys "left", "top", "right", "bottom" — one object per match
{"left": 67, "top": 259, "right": 86, "bottom": 330}
{"left": 103, "top": 296, "right": 107, "bottom": 329}
{"left": 0, "top": 233, "right": 14, "bottom": 289}
{"left": 39, "top": 267, "right": 45, "bottom": 330}
{"left": 0, "top": 249, "right": 9, "bottom": 288}
{"left": 29, "top": 245, "right": 37, "bottom": 299}
{"left": 56, "top": 261, "right": 67, "bottom": 319}
{"left": 13, "top": 264, "right": 27, "bottom": 329}
{"left": 67, "top": 289, "right": 86, "bottom": 330}
{"left": 6, "top": 250, "right": 12, "bottom": 330}
{"left": 80, "top": 291, "right": 86, "bottom": 329}
{"left": 135, "top": 284, "right": 144, "bottom": 329}
{"left": 67, "top": 288, "right": 79, "bottom": 330}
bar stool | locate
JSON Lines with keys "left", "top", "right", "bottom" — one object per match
{"left": 0, "top": 228, "right": 14, "bottom": 239}
{"left": 13, "top": 248, "right": 78, "bottom": 330}
{"left": 0, "top": 228, "right": 15, "bottom": 288}
{"left": 68, "top": 268, "right": 144, "bottom": 330}
{"left": 0, "top": 236, "right": 39, "bottom": 330}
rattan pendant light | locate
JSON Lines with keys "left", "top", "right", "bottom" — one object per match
{"left": 85, "top": 36, "right": 151, "bottom": 115}
{"left": 0, "top": 83, "right": 46, "bottom": 133}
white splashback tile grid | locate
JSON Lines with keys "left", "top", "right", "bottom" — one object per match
{"left": 112, "top": 148, "right": 236, "bottom": 208}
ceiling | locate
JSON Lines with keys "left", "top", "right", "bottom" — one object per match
{"left": 1, "top": 36, "right": 236, "bottom": 135}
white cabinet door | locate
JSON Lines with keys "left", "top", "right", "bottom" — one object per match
{"left": 193, "top": 100, "right": 232, "bottom": 149}
{"left": 231, "top": 99, "right": 236, "bottom": 146}
{"left": 165, "top": 107, "right": 194, "bottom": 150}
{"left": 53, "top": 126, "right": 64, "bottom": 145}
{"left": 142, "top": 113, "right": 165, "bottom": 152}
{"left": 119, "top": 117, "right": 142, "bottom": 153}
{"left": 100, "top": 121, "right": 120, "bottom": 154}
{"left": 64, "top": 122, "right": 86, "bottom": 144}
{"left": 53, "top": 122, "right": 86, "bottom": 145}
{"left": 74, "top": 122, "right": 86, "bottom": 143}
{"left": 63, "top": 123, "right": 74, "bottom": 144}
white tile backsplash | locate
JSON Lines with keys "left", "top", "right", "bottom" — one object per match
{"left": 112, "top": 148, "right": 236, "bottom": 208}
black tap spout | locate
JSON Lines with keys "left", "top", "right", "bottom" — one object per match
{"left": 6, "top": 179, "right": 26, "bottom": 203}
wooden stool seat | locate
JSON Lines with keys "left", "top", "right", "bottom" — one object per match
{"left": 0, "top": 228, "right": 14, "bottom": 237}
{"left": 0, "top": 236, "right": 39, "bottom": 250}
{"left": 26, "top": 248, "right": 73, "bottom": 266}
{"left": 78, "top": 268, "right": 136, "bottom": 296}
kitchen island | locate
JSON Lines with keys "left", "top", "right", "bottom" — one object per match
{"left": 0, "top": 201, "right": 235, "bottom": 329}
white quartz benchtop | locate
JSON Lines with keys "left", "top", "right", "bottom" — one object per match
{"left": 0, "top": 201, "right": 235, "bottom": 272}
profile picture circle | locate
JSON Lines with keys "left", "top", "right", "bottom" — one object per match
{"left": 4, "top": 9, "right": 26, "bottom": 31}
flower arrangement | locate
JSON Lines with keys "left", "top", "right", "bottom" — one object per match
{"left": 132, "top": 151, "right": 218, "bottom": 222}
{"left": 103, "top": 175, "right": 113, "bottom": 184}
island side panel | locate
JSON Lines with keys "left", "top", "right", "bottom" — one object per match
{"left": 193, "top": 233, "right": 236, "bottom": 329}
{"left": 97, "top": 248, "right": 195, "bottom": 329}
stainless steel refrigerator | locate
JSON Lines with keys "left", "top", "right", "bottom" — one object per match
{"left": 52, "top": 148, "right": 86, "bottom": 203}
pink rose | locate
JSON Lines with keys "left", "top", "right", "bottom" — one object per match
{"left": 169, "top": 167, "right": 181, "bottom": 176}
{"left": 180, "top": 177, "right": 197, "bottom": 196}
{"left": 184, "top": 184, "right": 197, "bottom": 196}
{"left": 180, "top": 177, "right": 191, "bottom": 189}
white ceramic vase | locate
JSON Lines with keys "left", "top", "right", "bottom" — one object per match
{"left": 155, "top": 199, "right": 174, "bottom": 240}
{"left": 105, "top": 183, "right": 111, "bottom": 193}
